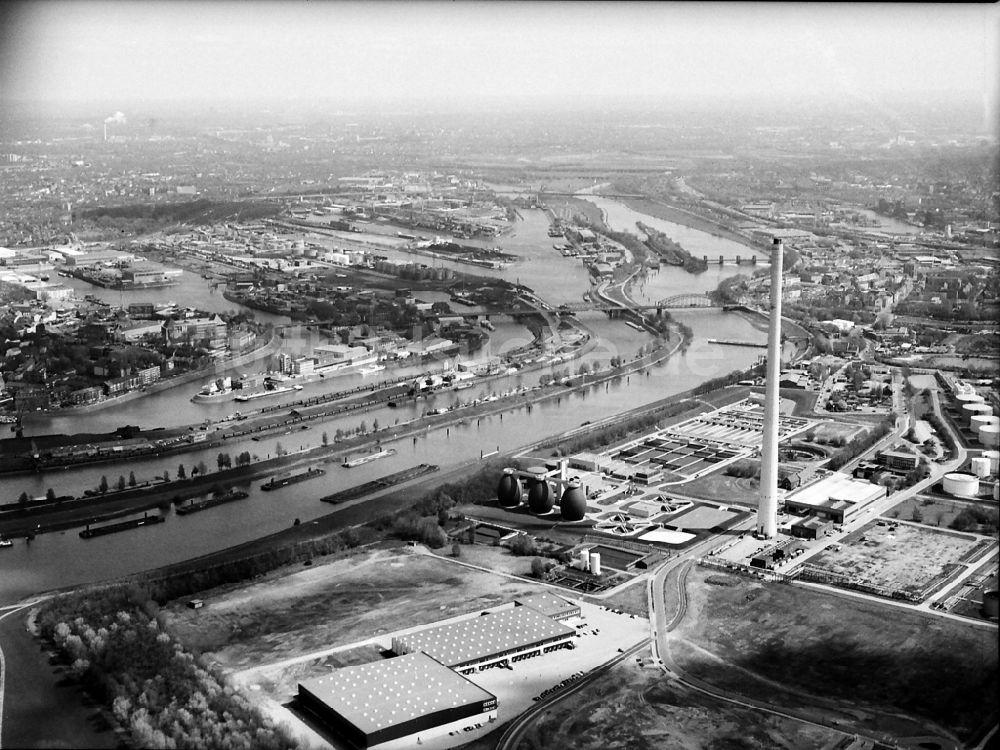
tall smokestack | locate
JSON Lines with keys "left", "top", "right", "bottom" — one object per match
{"left": 103, "top": 123, "right": 107, "bottom": 142}
{"left": 756, "top": 238, "right": 783, "bottom": 538}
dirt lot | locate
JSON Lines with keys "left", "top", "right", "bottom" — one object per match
{"left": 806, "top": 521, "right": 984, "bottom": 597}
{"left": 162, "top": 546, "right": 547, "bottom": 672}
{"left": 671, "top": 566, "right": 998, "bottom": 743}
{"left": 808, "top": 420, "right": 870, "bottom": 444}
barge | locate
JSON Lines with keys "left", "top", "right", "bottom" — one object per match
{"left": 175, "top": 489, "right": 250, "bottom": 515}
{"left": 321, "top": 463, "right": 439, "bottom": 504}
{"left": 342, "top": 447, "right": 396, "bottom": 468}
{"left": 260, "top": 467, "right": 326, "bottom": 491}
{"left": 80, "top": 512, "right": 165, "bottom": 539}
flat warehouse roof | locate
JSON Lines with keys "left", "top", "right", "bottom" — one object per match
{"left": 515, "top": 593, "right": 579, "bottom": 618}
{"left": 299, "top": 652, "right": 495, "bottom": 736}
{"left": 395, "top": 605, "right": 575, "bottom": 667}
{"left": 786, "top": 473, "right": 883, "bottom": 510}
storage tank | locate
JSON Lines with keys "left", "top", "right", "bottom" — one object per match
{"left": 527, "top": 472, "right": 554, "bottom": 514}
{"left": 982, "top": 450, "right": 1000, "bottom": 475}
{"left": 962, "top": 402, "right": 992, "bottom": 424}
{"left": 970, "top": 415, "right": 999, "bottom": 437}
{"left": 943, "top": 472, "right": 980, "bottom": 497}
{"left": 954, "top": 391, "right": 983, "bottom": 404}
{"left": 983, "top": 590, "right": 999, "bottom": 620}
{"left": 559, "top": 479, "right": 588, "bottom": 522}
{"left": 496, "top": 469, "right": 522, "bottom": 509}
{"left": 979, "top": 424, "right": 1000, "bottom": 448}
{"left": 579, "top": 549, "right": 590, "bottom": 570}
{"left": 970, "top": 457, "right": 991, "bottom": 478}
{"left": 589, "top": 552, "right": 601, "bottom": 576}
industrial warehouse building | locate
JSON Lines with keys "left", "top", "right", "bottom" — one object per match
{"left": 515, "top": 593, "right": 581, "bottom": 621}
{"left": 783, "top": 473, "right": 886, "bottom": 524}
{"left": 298, "top": 652, "right": 497, "bottom": 749}
{"left": 391, "top": 604, "right": 576, "bottom": 673}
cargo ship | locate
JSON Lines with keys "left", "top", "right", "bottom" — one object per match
{"left": 175, "top": 489, "right": 250, "bottom": 515}
{"left": 260, "top": 466, "right": 326, "bottom": 491}
{"left": 342, "top": 447, "right": 396, "bottom": 468}
{"left": 192, "top": 373, "right": 268, "bottom": 403}
{"left": 234, "top": 384, "right": 303, "bottom": 402}
{"left": 80, "top": 512, "right": 165, "bottom": 539}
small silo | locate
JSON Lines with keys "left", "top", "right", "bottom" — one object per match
{"left": 970, "top": 456, "right": 991, "bottom": 479}
{"left": 527, "top": 471, "right": 554, "bottom": 514}
{"left": 962, "top": 402, "right": 992, "bottom": 425}
{"left": 578, "top": 549, "right": 590, "bottom": 570}
{"left": 942, "top": 472, "right": 980, "bottom": 498}
{"left": 982, "top": 590, "right": 999, "bottom": 620}
{"left": 496, "top": 468, "right": 522, "bottom": 509}
{"left": 979, "top": 424, "right": 1000, "bottom": 449}
{"left": 589, "top": 552, "right": 601, "bottom": 576}
{"left": 559, "top": 479, "right": 588, "bottom": 522}
{"left": 982, "top": 450, "right": 1000, "bottom": 475}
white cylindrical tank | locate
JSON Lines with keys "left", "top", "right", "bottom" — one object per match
{"left": 579, "top": 549, "right": 590, "bottom": 570}
{"left": 962, "top": 402, "right": 993, "bottom": 424}
{"left": 971, "top": 457, "right": 991, "bottom": 478}
{"left": 943, "top": 472, "right": 980, "bottom": 497}
{"left": 955, "top": 392, "right": 983, "bottom": 405}
{"left": 980, "top": 424, "right": 1000, "bottom": 448}
{"left": 983, "top": 450, "right": 1000, "bottom": 474}
{"left": 971, "top": 415, "right": 999, "bottom": 437}
{"left": 589, "top": 552, "right": 601, "bottom": 576}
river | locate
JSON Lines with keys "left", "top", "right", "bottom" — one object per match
{"left": 0, "top": 203, "right": 768, "bottom": 602}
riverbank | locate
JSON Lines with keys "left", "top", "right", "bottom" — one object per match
{"left": 613, "top": 195, "right": 755, "bottom": 248}
{"left": 0, "top": 323, "right": 682, "bottom": 538}
{"left": 30, "top": 329, "right": 281, "bottom": 416}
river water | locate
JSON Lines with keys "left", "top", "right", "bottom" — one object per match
{"left": 1, "top": 203, "right": 767, "bottom": 602}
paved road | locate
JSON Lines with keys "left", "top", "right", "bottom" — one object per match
{"left": 0, "top": 600, "right": 119, "bottom": 750}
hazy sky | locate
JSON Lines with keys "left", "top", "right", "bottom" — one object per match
{"left": 1, "top": 1, "right": 996, "bottom": 106}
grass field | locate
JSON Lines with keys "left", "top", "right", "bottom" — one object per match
{"left": 162, "top": 546, "right": 548, "bottom": 672}
{"left": 885, "top": 494, "right": 979, "bottom": 529}
{"left": 669, "top": 469, "right": 759, "bottom": 506}
{"left": 673, "top": 566, "right": 998, "bottom": 743}
{"left": 475, "top": 659, "right": 843, "bottom": 750}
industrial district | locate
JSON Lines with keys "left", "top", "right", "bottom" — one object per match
{"left": 1, "top": 15, "right": 998, "bottom": 750}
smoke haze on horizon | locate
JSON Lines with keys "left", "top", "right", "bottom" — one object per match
{"left": 0, "top": 1, "right": 996, "bottom": 113}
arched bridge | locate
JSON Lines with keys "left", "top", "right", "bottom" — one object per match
{"left": 656, "top": 294, "right": 717, "bottom": 309}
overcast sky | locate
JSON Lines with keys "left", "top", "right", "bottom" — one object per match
{"left": 1, "top": 1, "right": 996, "bottom": 107}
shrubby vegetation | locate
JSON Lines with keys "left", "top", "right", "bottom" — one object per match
{"left": 825, "top": 419, "right": 894, "bottom": 470}
{"left": 950, "top": 506, "right": 999, "bottom": 534}
{"left": 637, "top": 222, "right": 708, "bottom": 273}
{"left": 36, "top": 585, "right": 295, "bottom": 750}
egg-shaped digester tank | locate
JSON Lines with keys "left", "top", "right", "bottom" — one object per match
{"left": 560, "top": 480, "right": 588, "bottom": 521}
{"left": 497, "top": 468, "right": 522, "bottom": 509}
{"left": 527, "top": 472, "right": 554, "bottom": 514}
